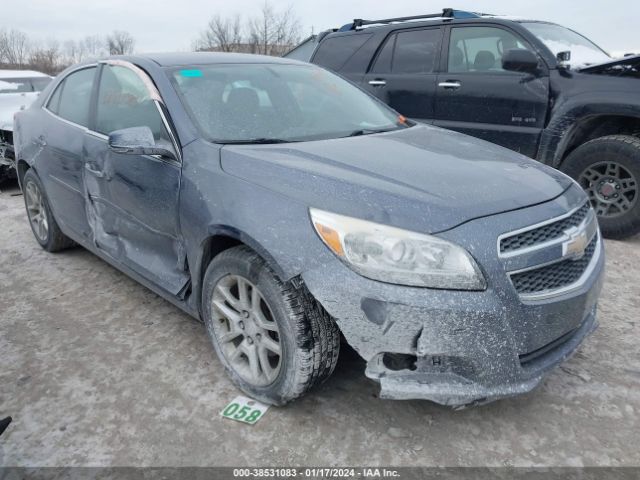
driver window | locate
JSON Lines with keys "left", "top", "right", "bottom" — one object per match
{"left": 95, "top": 65, "right": 174, "bottom": 150}
{"left": 448, "top": 27, "right": 531, "bottom": 73}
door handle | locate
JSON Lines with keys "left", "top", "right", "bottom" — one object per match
{"left": 368, "top": 79, "right": 387, "bottom": 87}
{"left": 438, "top": 81, "right": 462, "bottom": 90}
{"left": 35, "top": 135, "right": 46, "bottom": 147}
{"left": 85, "top": 163, "right": 105, "bottom": 178}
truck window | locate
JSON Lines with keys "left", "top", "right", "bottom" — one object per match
{"left": 372, "top": 29, "right": 441, "bottom": 74}
{"left": 448, "top": 26, "right": 531, "bottom": 73}
{"left": 313, "top": 34, "right": 372, "bottom": 71}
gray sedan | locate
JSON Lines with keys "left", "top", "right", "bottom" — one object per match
{"left": 13, "top": 53, "right": 604, "bottom": 406}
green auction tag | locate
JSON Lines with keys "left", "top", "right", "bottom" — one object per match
{"left": 220, "top": 396, "right": 269, "bottom": 425}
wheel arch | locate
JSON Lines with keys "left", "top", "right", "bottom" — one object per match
{"left": 16, "top": 159, "right": 32, "bottom": 189}
{"left": 558, "top": 114, "right": 640, "bottom": 169}
{"left": 192, "top": 226, "right": 288, "bottom": 319}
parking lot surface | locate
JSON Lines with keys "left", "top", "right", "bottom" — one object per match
{"left": 1, "top": 180, "right": 639, "bottom": 467}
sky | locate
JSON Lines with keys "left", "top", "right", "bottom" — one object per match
{"left": 3, "top": 0, "right": 640, "bottom": 56}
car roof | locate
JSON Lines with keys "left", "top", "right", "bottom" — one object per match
{"left": 117, "top": 52, "right": 305, "bottom": 67}
{"left": 0, "top": 69, "right": 50, "bottom": 79}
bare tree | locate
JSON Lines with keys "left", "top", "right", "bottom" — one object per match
{"left": 64, "top": 39, "right": 86, "bottom": 64}
{"left": 29, "top": 39, "right": 62, "bottom": 75}
{"left": 0, "top": 29, "right": 31, "bottom": 66}
{"left": 193, "top": 2, "right": 300, "bottom": 56}
{"left": 248, "top": 2, "right": 301, "bottom": 56}
{"left": 106, "top": 30, "right": 135, "bottom": 55}
{"left": 82, "top": 34, "right": 106, "bottom": 58}
{"left": 195, "top": 14, "right": 243, "bottom": 52}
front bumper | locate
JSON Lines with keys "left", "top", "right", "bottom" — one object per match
{"left": 302, "top": 187, "right": 605, "bottom": 407}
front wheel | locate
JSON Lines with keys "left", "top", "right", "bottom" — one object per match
{"left": 202, "top": 246, "right": 340, "bottom": 405}
{"left": 561, "top": 135, "right": 640, "bottom": 239}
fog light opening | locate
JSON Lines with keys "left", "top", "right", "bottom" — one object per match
{"left": 382, "top": 353, "right": 417, "bottom": 371}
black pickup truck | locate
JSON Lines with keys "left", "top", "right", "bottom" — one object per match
{"left": 287, "top": 9, "right": 640, "bottom": 238}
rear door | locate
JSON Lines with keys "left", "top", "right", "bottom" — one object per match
{"left": 82, "top": 61, "right": 189, "bottom": 295}
{"left": 433, "top": 25, "right": 549, "bottom": 157}
{"left": 362, "top": 27, "right": 443, "bottom": 123}
{"left": 36, "top": 66, "right": 97, "bottom": 237}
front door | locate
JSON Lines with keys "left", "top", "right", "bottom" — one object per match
{"left": 362, "top": 27, "right": 443, "bottom": 123}
{"left": 433, "top": 25, "right": 550, "bottom": 157}
{"left": 82, "top": 62, "right": 189, "bottom": 295}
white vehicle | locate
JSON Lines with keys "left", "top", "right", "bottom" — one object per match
{"left": 0, "top": 70, "right": 52, "bottom": 180}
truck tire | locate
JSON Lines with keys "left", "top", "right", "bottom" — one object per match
{"left": 201, "top": 246, "right": 340, "bottom": 405}
{"left": 561, "top": 135, "right": 640, "bottom": 239}
{"left": 22, "top": 169, "right": 76, "bottom": 252}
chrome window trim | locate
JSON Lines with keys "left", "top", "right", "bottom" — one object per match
{"left": 496, "top": 201, "right": 589, "bottom": 258}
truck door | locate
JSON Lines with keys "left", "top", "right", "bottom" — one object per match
{"left": 362, "top": 27, "right": 443, "bottom": 123}
{"left": 82, "top": 61, "right": 189, "bottom": 296}
{"left": 433, "top": 25, "right": 549, "bottom": 157}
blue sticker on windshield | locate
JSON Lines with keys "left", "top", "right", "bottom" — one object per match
{"left": 180, "top": 69, "right": 203, "bottom": 78}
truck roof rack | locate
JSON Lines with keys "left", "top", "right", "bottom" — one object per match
{"left": 340, "top": 8, "right": 489, "bottom": 31}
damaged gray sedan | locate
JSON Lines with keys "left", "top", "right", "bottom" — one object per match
{"left": 13, "top": 53, "right": 604, "bottom": 407}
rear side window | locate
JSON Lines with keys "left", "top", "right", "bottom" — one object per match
{"left": 313, "top": 34, "right": 372, "bottom": 71}
{"left": 55, "top": 67, "right": 96, "bottom": 126}
{"left": 371, "top": 28, "right": 441, "bottom": 74}
{"left": 448, "top": 26, "right": 531, "bottom": 73}
{"left": 46, "top": 83, "right": 64, "bottom": 114}
{"left": 0, "top": 78, "right": 33, "bottom": 94}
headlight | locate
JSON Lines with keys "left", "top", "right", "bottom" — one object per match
{"left": 310, "top": 208, "right": 486, "bottom": 290}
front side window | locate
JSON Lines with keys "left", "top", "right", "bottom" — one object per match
{"left": 54, "top": 67, "right": 96, "bottom": 126}
{"left": 170, "top": 64, "right": 408, "bottom": 143}
{"left": 448, "top": 27, "right": 532, "bottom": 73}
{"left": 96, "top": 64, "right": 173, "bottom": 149}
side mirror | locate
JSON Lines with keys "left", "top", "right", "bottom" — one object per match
{"left": 502, "top": 49, "right": 539, "bottom": 74}
{"left": 108, "top": 126, "right": 176, "bottom": 160}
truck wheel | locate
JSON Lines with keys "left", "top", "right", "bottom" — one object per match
{"left": 562, "top": 135, "right": 640, "bottom": 239}
{"left": 22, "top": 169, "right": 75, "bottom": 252}
{"left": 202, "top": 246, "right": 340, "bottom": 405}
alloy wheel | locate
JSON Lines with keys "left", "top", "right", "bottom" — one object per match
{"left": 211, "top": 274, "right": 282, "bottom": 386}
{"left": 25, "top": 180, "right": 49, "bottom": 243}
{"left": 578, "top": 161, "right": 638, "bottom": 218}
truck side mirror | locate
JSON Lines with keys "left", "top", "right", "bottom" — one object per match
{"left": 502, "top": 49, "right": 539, "bottom": 74}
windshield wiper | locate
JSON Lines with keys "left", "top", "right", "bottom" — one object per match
{"left": 220, "top": 138, "right": 293, "bottom": 145}
{"left": 345, "top": 127, "right": 400, "bottom": 138}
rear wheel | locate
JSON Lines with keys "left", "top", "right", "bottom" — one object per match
{"left": 22, "top": 169, "right": 75, "bottom": 252}
{"left": 561, "top": 135, "right": 640, "bottom": 239}
{"left": 202, "top": 246, "right": 340, "bottom": 405}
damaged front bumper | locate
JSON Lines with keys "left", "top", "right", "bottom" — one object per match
{"left": 302, "top": 189, "right": 605, "bottom": 407}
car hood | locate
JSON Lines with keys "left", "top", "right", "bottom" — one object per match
{"left": 577, "top": 54, "right": 640, "bottom": 78}
{"left": 220, "top": 125, "right": 572, "bottom": 233}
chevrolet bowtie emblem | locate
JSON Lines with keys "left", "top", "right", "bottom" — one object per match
{"left": 563, "top": 227, "right": 590, "bottom": 260}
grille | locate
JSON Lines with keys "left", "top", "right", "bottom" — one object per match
{"left": 510, "top": 236, "right": 597, "bottom": 295}
{"left": 500, "top": 203, "right": 590, "bottom": 254}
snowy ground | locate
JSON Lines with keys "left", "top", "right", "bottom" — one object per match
{"left": 1, "top": 179, "right": 639, "bottom": 467}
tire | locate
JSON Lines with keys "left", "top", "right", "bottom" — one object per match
{"left": 561, "top": 135, "right": 640, "bottom": 239}
{"left": 22, "top": 169, "right": 75, "bottom": 252}
{"left": 201, "top": 246, "right": 340, "bottom": 405}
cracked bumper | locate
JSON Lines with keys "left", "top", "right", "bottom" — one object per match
{"left": 301, "top": 203, "right": 605, "bottom": 407}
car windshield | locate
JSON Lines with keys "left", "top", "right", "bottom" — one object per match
{"left": 521, "top": 22, "right": 611, "bottom": 68}
{"left": 0, "top": 77, "right": 51, "bottom": 94}
{"left": 169, "top": 63, "right": 409, "bottom": 143}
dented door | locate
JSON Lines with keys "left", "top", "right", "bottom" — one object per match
{"left": 82, "top": 62, "right": 189, "bottom": 296}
